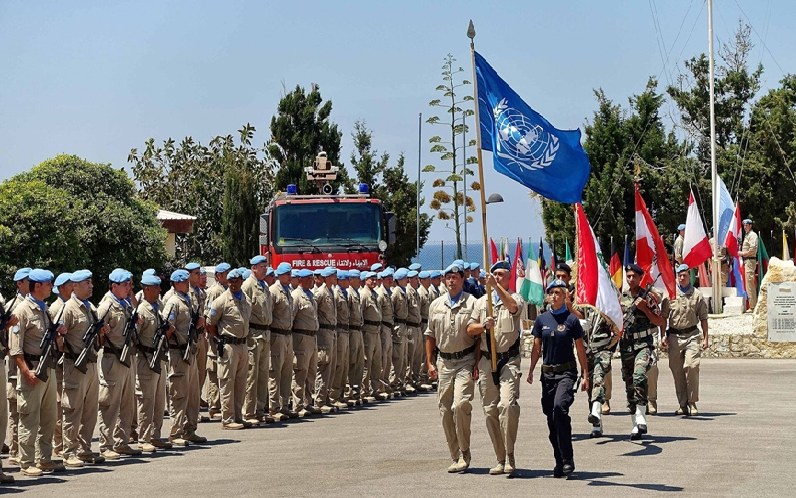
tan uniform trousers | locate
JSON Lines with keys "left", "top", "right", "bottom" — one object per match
{"left": 437, "top": 355, "right": 475, "bottom": 460}
{"left": 62, "top": 360, "right": 99, "bottom": 459}
{"left": 17, "top": 368, "right": 58, "bottom": 467}
{"left": 205, "top": 338, "right": 221, "bottom": 416}
{"left": 648, "top": 334, "right": 659, "bottom": 404}
{"left": 6, "top": 367, "right": 18, "bottom": 458}
{"left": 54, "top": 364, "right": 64, "bottom": 454}
{"left": 168, "top": 352, "right": 199, "bottom": 439}
{"left": 0, "top": 360, "right": 6, "bottom": 455}
{"left": 196, "top": 333, "right": 208, "bottom": 404}
{"left": 136, "top": 356, "right": 166, "bottom": 443}
{"left": 745, "top": 261, "right": 757, "bottom": 310}
{"left": 668, "top": 330, "right": 702, "bottom": 408}
{"left": 330, "top": 330, "right": 349, "bottom": 402}
{"left": 390, "top": 326, "right": 407, "bottom": 389}
{"left": 406, "top": 326, "right": 423, "bottom": 384}
{"left": 292, "top": 333, "right": 316, "bottom": 410}
{"left": 269, "top": 332, "right": 293, "bottom": 414}
{"left": 346, "top": 329, "right": 364, "bottom": 399}
{"left": 244, "top": 335, "right": 270, "bottom": 419}
{"left": 380, "top": 326, "right": 393, "bottom": 392}
{"left": 218, "top": 342, "right": 248, "bottom": 425}
{"left": 97, "top": 352, "right": 136, "bottom": 452}
{"left": 477, "top": 355, "right": 521, "bottom": 462}
{"left": 362, "top": 330, "right": 382, "bottom": 397}
{"left": 314, "top": 329, "right": 337, "bottom": 407}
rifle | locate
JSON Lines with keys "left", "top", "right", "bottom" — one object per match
{"left": 118, "top": 303, "right": 140, "bottom": 368}
{"left": 0, "top": 296, "right": 19, "bottom": 356}
{"left": 182, "top": 307, "right": 200, "bottom": 365}
{"left": 623, "top": 280, "right": 661, "bottom": 332}
{"left": 35, "top": 306, "right": 66, "bottom": 381}
{"left": 74, "top": 309, "right": 111, "bottom": 374}
{"left": 148, "top": 304, "right": 174, "bottom": 374}
{"left": 215, "top": 334, "right": 227, "bottom": 359}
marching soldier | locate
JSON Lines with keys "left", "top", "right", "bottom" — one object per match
{"left": 269, "top": 263, "right": 295, "bottom": 421}
{"left": 346, "top": 270, "right": 365, "bottom": 404}
{"left": 390, "top": 268, "right": 409, "bottom": 395}
{"left": 313, "top": 267, "right": 338, "bottom": 413}
{"left": 405, "top": 270, "right": 423, "bottom": 393}
{"left": 739, "top": 219, "right": 759, "bottom": 312}
{"left": 330, "top": 270, "right": 351, "bottom": 408}
{"left": 577, "top": 304, "right": 619, "bottom": 438}
{"left": 10, "top": 269, "right": 65, "bottom": 476}
{"left": 204, "top": 262, "right": 231, "bottom": 420}
{"left": 425, "top": 263, "right": 478, "bottom": 473}
{"left": 135, "top": 272, "right": 172, "bottom": 452}
{"left": 417, "top": 271, "right": 433, "bottom": 390}
{"left": 360, "top": 271, "right": 383, "bottom": 402}
{"left": 376, "top": 268, "right": 395, "bottom": 397}
{"left": 61, "top": 270, "right": 109, "bottom": 466}
{"left": 620, "top": 264, "right": 665, "bottom": 440}
{"left": 664, "top": 264, "right": 709, "bottom": 416}
{"left": 49, "top": 272, "right": 73, "bottom": 458}
{"left": 207, "top": 269, "right": 252, "bottom": 430}
{"left": 291, "top": 269, "right": 319, "bottom": 417}
{"left": 5, "top": 267, "right": 30, "bottom": 467}
{"left": 242, "top": 256, "right": 273, "bottom": 425}
{"left": 467, "top": 261, "right": 525, "bottom": 476}
{"left": 164, "top": 269, "right": 207, "bottom": 446}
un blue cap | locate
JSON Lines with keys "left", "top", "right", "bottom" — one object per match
{"left": 227, "top": 269, "right": 244, "bottom": 279}
{"left": 676, "top": 263, "right": 690, "bottom": 274}
{"left": 199, "top": 267, "right": 206, "bottom": 275}
{"left": 321, "top": 267, "right": 337, "bottom": 278}
{"left": 243, "top": 269, "right": 252, "bottom": 279}
{"left": 185, "top": 262, "right": 201, "bottom": 271}
{"left": 452, "top": 259, "right": 464, "bottom": 267}
{"left": 418, "top": 271, "right": 430, "bottom": 279}
{"left": 215, "top": 262, "right": 231, "bottom": 273}
{"left": 54, "top": 272, "right": 73, "bottom": 287}
{"left": 409, "top": 263, "right": 422, "bottom": 271}
{"left": 71, "top": 270, "right": 92, "bottom": 283}
{"left": 337, "top": 270, "right": 349, "bottom": 280}
{"left": 109, "top": 268, "right": 132, "bottom": 283}
{"left": 443, "top": 263, "right": 464, "bottom": 276}
{"left": 275, "top": 262, "right": 292, "bottom": 276}
{"left": 743, "top": 219, "right": 753, "bottom": 225}
{"left": 297, "top": 269, "right": 313, "bottom": 278}
{"left": 143, "top": 269, "right": 156, "bottom": 276}
{"left": 677, "top": 224, "right": 686, "bottom": 231}
{"left": 291, "top": 270, "right": 298, "bottom": 278}
{"left": 394, "top": 268, "right": 408, "bottom": 280}
{"left": 371, "top": 263, "right": 383, "bottom": 272}
{"left": 407, "top": 270, "right": 418, "bottom": 278}
{"left": 463, "top": 262, "right": 471, "bottom": 270}
{"left": 266, "top": 267, "right": 274, "bottom": 277}
{"left": 480, "top": 269, "right": 486, "bottom": 278}
{"left": 250, "top": 255, "right": 267, "bottom": 265}
{"left": 348, "top": 269, "right": 361, "bottom": 278}
{"left": 170, "top": 269, "right": 189, "bottom": 282}
{"left": 546, "top": 279, "right": 568, "bottom": 293}
{"left": 430, "top": 271, "right": 441, "bottom": 278}
{"left": 491, "top": 260, "right": 511, "bottom": 272}
{"left": 28, "top": 269, "right": 54, "bottom": 283}
{"left": 141, "top": 274, "right": 161, "bottom": 286}
{"left": 13, "top": 268, "right": 31, "bottom": 281}
{"left": 381, "top": 268, "right": 395, "bottom": 278}
{"left": 470, "top": 262, "right": 480, "bottom": 269}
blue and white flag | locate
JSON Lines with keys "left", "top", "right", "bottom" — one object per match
{"left": 716, "top": 175, "right": 734, "bottom": 244}
{"left": 475, "top": 51, "right": 591, "bottom": 204}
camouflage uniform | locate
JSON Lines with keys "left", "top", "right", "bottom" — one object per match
{"left": 619, "top": 290, "right": 660, "bottom": 411}
{"left": 576, "top": 306, "right": 615, "bottom": 406}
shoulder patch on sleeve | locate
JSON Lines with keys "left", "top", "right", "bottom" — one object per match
{"left": 210, "top": 309, "right": 218, "bottom": 316}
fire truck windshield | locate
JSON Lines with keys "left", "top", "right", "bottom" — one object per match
{"left": 275, "top": 202, "right": 381, "bottom": 247}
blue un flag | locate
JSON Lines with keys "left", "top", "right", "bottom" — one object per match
{"left": 475, "top": 51, "right": 591, "bottom": 204}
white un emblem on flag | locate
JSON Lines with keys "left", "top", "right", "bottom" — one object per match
{"left": 494, "top": 99, "right": 559, "bottom": 170}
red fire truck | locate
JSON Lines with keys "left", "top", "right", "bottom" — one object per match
{"left": 259, "top": 152, "right": 395, "bottom": 270}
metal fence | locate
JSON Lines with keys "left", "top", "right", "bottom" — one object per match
{"left": 414, "top": 241, "right": 531, "bottom": 271}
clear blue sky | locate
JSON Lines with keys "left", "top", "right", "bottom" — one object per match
{"left": 1, "top": 1, "right": 792, "bottom": 246}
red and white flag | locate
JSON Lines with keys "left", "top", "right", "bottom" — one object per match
{"left": 724, "top": 201, "right": 741, "bottom": 258}
{"left": 635, "top": 184, "right": 676, "bottom": 299}
{"left": 682, "top": 190, "right": 712, "bottom": 268}
{"left": 575, "top": 204, "right": 623, "bottom": 332}
{"left": 510, "top": 237, "right": 524, "bottom": 292}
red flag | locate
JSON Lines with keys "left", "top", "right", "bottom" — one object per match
{"left": 683, "top": 190, "right": 712, "bottom": 268}
{"left": 698, "top": 262, "right": 711, "bottom": 287}
{"left": 490, "top": 237, "right": 499, "bottom": 265}
{"left": 635, "top": 184, "right": 676, "bottom": 299}
{"left": 509, "top": 238, "right": 523, "bottom": 291}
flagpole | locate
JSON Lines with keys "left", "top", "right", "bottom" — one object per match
{"left": 417, "top": 112, "right": 422, "bottom": 259}
{"left": 708, "top": 0, "right": 722, "bottom": 313}
{"left": 468, "top": 20, "right": 499, "bottom": 386}
{"left": 463, "top": 110, "right": 468, "bottom": 260}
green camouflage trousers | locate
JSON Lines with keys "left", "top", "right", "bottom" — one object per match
{"left": 620, "top": 346, "right": 652, "bottom": 411}
{"left": 587, "top": 350, "right": 612, "bottom": 405}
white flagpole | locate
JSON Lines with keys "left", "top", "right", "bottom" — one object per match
{"left": 708, "top": 0, "right": 722, "bottom": 313}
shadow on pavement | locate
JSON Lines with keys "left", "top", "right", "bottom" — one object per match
{"left": 586, "top": 479, "right": 684, "bottom": 492}
{"left": 655, "top": 412, "right": 736, "bottom": 421}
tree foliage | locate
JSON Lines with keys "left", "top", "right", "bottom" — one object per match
{"left": 128, "top": 124, "right": 277, "bottom": 263}
{"left": 350, "top": 121, "right": 432, "bottom": 265}
{"left": 0, "top": 154, "right": 168, "bottom": 294}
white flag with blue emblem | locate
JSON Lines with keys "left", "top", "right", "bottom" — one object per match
{"left": 475, "top": 52, "right": 591, "bottom": 204}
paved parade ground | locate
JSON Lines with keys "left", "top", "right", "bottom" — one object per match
{"left": 2, "top": 358, "right": 795, "bottom": 497}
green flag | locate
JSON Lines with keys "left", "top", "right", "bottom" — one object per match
{"left": 565, "top": 238, "right": 573, "bottom": 263}
{"left": 520, "top": 237, "right": 544, "bottom": 306}
{"left": 757, "top": 236, "right": 769, "bottom": 293}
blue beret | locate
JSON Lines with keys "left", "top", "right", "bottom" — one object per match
{"left": 443, "top": 263, "right": 464, "bottom": 276}
{"left": 452, "top": 259, "right": 464, "bottom": 267}
{"left": 227, "top": 269, "right": 244, "bottom": 279}
{"left": 237, "top": 267, "right": 247, "bottom": 275}
{"left": 490, "top": 261, "right": 511, "bottom": 272}
{"left": 408, "top": 263, "right": 422, "bottom": 271}
{"left": 54, "top": 272, "right": 73, "bottom": 287}
{"left": 625, "top": 263, "right": 645, "bottom": 275}
{"left": 250, "top": 255, "right": 267, "bottom": 265}
{"left": 199, "top": 267, "right": 206, "bottom": 275}
{"left": 321, "top": 267, "right": 337, "bottom": 278}
{"left": 71, "top": 270, "right": 92, "bottom": 283}
{"left": 677, "top": 224, "right": 686, "bottom": 231}
{"left": 185, "top": 262, "right": 201, "bottom": 271}
{"left": 314, "top": 269, "right": 323, "bottom": 276}
{"left": 388, "top": 265, "right": 396, "bottom": 271}
{"left": 109, "top": 268, "right": 132, "bottom": 283}
{"left": 370, "top": 263, "right": 383, "bottom": 272}
{"left": 360, "top": 271, "right": 371, "bottom": 279}
{"left": 297, "top": 269, "right": 313, "bottom": 278}
{"left": 266, "top": 267, "right": 274, "bottom": 277}
{"left": 470, "top": 262, "right": 480, "bottom": 269}
{"left": 28, "top": 269, "right": 54, "bottom": 283}
{"left": 170, "top": 270, "right": 189, "bottom": 282}
{"left": 430, "top": 271, "right": 441, "bottom": 278}
{"left": 381, "top": 268, "right": 395, "bottom": 278}
{"left": 407, "top": 270, "right": 418, "bottom": 278}
{"left": 546, "top": 279, "right": 568, "bottom": 293}
{"left": 676, "top": 263, "right": 690, "bottom": 274}
{"left": 13, "top": 268, "right": 31, "bottom": 281}
{"left": 141, "top": 274, "right": 161, "bottom": 286}
{"left": 418, "top": 271, "right": 430, "bottom": 279}
{"left": 143, "top": 269, "right": 156, "bottom": 276}
{"left": 463, "top": 262, "right": 471, "bottom": 270}
{"left": 242, "top": 269, "right": 252, "bottom": 279}
{"left": 337, "top": 270, "right": 349, "bottom": 280}
{"left": 215, "top": 262, "right": 231, "bottom": 274}
{"left": 291, "top": 270, "right": 298, "bottom": 278}
{"left": 394, "top": 268, "right": 408, "bottom": 280}
{"left": 479, "top": 269, "right": 486, "bottom": 278}
{"left": 742, "top": 219, "right": 753, "bottom": 225}
{"left": 275, "top": 262, "right": 292, "bottom": 276}
{"left": 348, "top": 269, "right": 361, "bottom": 278}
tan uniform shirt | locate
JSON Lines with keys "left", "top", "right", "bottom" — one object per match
{"left": 667, "top": 285, "right": 708, "bottom": 330}
{"left": 291, "top": 287, "right": 319, "bottom": 332}
{"left": 472, "top": 291, "right": 524, "bottom": 354}
{"left": 742, "top": 230, "right": 759, "bottom": 268}
{"left": 392, "top": 286, "right": 408, "bottom": 322}
{"left": 208, "top": 289, "right": 251, "bottom": 339}
{"left": 425, "top": 292, "right": 478, "bottom": 354}
{"left": 313, "top": 284, "right": 337, "bottom": 328}
{"left": 136, "top": 299, "right": 162, "bottom": 349}
{"left": 417, "top": 285, "right": 431, "bottom": 322}
{"left": 204, "top": 283, "right": 227, "bottom": 320}
{"left": 62, "top": 295, "right": 100, "bottom": 360}
{"left": 242, "top": 275, "right": 273, "bottom": 327}
{"left": 359, "top": 287, "right": 382, "bottom": 332}
{"left": 406, "top": 285, "right": 421, "bottom": 326}
{"left": 97, "top": 291, "right": 134, "bottom": 353}
{"left": 10, "top": 298, "right": 51, "bottom": 357}
{"left": 334, "top": 286, "right": 350, "bottom": 329}
{"left": 269, "top": 282, "right": 294, "bottom": 331}
{"left": 164, "top": 291, "right": 193, "bottom": 345}
{"left": 348, "top": 285, "right": 363, "bottom": 329}
{"left": 376, "top": 285, "right": 393, "bottom": 325}
{"left": 49, "top": 295, "right": 69, "bottom": 322}
{"left": 674, "top": 235, "right": 684, "bottom": 264}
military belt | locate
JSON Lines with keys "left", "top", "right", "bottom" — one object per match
{"left": 420, "top": 320, "right": 428, "bottom": 327}
{"left": 137, "top": 345, "right": 157, "bottom": 355}
{"left": 406, "top": 320, "right": 421, "bottom": 328}
{"left": 668, "top": 325, "right": 698, "bottom": 335}
{"left": 364, "top": 319, "right": 381, "bottom": 327}
{"left": 381, "top": 321, "right": 394, "bottom": 328}
{"left": 747, "top": 256, "right": 757, "bottom": 261}
{"left": 249, "top": 323, "right": 270, "bottom": 332}
{"left": 349, "top": 325, "right": 362, "bottom": 331}
{"left": 337, "top": 323, "right": 349, "bottom": 330}
{"left": 271, "top": 328, "right": 292, "bottom": 336}
{"left": 23, "top": 352, "right": 42, "bottom": 365}
{"left": 63, "top": 352, "right": 95, "bottom": 363}
{"left": 293, "top": 329, "right": 317, "bottom": 337}
{"left": 630, "top": 328, "right": 656, "bottom": 339}
{"left": 221, "top": 335, "right": 247, "bottom": 345}
{"left": 481, "top": 343, "right": 521, "bottom": 362}
{"left": 438, "top": 344, "right": 476, "bottom": 361}
{"left": 541, "top": 360, "right": 577, "bottom": 373}
{"left": 318, "top": 323, "right": 336, "bottom": 331}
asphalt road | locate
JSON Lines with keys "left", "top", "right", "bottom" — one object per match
{"left": 2, "top": 358, "right": 795, "bottom": 497}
